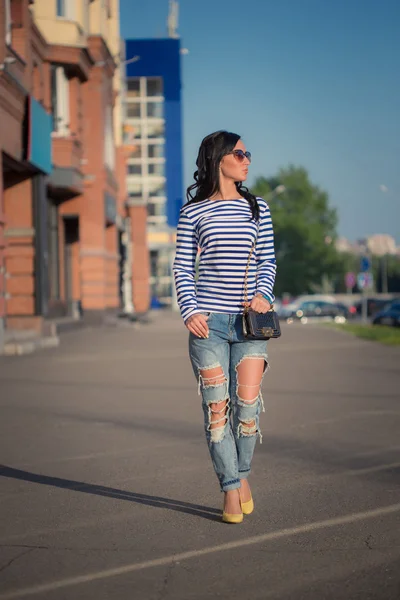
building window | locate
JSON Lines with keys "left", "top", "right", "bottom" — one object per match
{"left": 149, "top": 182, "right": 165, "bottom": 198}
{"left": 147, "top": 121, "right": 165, "bottom": 139}
{"left": 148, "top": 201, "right": 166, "bottom": 218}
{"left": 146, "top": 78, "right": 163, "bottom": 97}
{"left": 51, "top": 66, "right": 70, "bottom": 135}
{"left": 149, "top": 188, "right": 166, "bottom": 201}
{"left": 128, "top": 145, "right": 142, "bottom": 159}
{"left": 132, "top": 124, "right": 142, "bottom": 139}
{"left": 104, "top": 105, "right": 115, "bottom": 169}
{"left": 148, "top": 163, "right": 165, "bottom": 176}
{"left": 56, "top": 0, "right": 75, "bottom": 19}
{"left": 128, "top": 164, "right": 142, "bottom": 175}
{"left": 127, "top": 182, "right": 143, "bottom": 196}
{"left": 148, "top": 144, "right": 164, "bottom": 158}
{"left": 129, "top": 193, "right": 143, "bottom": 202}
{"left": 56, "top": 0, "right": 64, "bottom": 16}
{"left": 127, "top": 103, "right": 141, "bottom": 118}
{"left": 5, "top": 0, "right": 12, "bottom": 45}
{"left": 146, "top": 102, "right": 163, "bottom": 118}
{"left": 127, "top": 79, "right": 140, "bottom": 98}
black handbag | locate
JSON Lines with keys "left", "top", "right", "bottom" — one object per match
{"left": 243, "top": 307, "right": 281, "bottom": 339}
{"left": 242, "top": 233, "right": 281, "bottom": 340}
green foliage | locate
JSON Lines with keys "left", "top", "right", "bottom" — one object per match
{"left": 333, "top": 252, "right": 359, "bottom": 293}
{"left": 252, "top": 166, "right": 342, "bottom": 296}
{"left": 329, "top": 323, "right": 400, "bottom": 346}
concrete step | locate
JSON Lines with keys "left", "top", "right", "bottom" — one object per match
{"left": 2, "top": 331, "right": 60, "bottom": 356}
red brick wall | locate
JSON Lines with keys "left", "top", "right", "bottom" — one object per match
{"left": 75, "top": 38, "right": 120, "bottom": 313}
{"left": 128, "top": 205, "right": 150, "bottom": 313}
{"left": 0, "top": 1, "right": 49, "bottom": 328}
{"left": 3, "top": 179, "right": 35, "bottom": 318}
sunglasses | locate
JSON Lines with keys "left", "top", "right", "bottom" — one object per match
{"left": 227, "top": 149, "right": 252, "bottom": 163}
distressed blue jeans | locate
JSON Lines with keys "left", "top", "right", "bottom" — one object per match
{"left": 189, "top": 312, "right": 269, "bottom": 492}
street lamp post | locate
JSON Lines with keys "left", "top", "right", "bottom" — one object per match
{"left": 267, "top": 185, "right": 286, "bottom": 201}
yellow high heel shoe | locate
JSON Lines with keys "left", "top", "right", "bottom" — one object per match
{"left": 222, "top": 511, "right": 243, "bottom": 524}
{"left": 222, "top": 490, "right": 243, "bottom": 523}
{"left": 240, "top": 495, "right": 254, "bottom": 515}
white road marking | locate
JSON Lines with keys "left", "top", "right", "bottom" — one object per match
{"left": 1, "top": 502, "right": 399, "bottom": 599}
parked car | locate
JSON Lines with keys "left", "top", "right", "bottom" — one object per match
{"left": 335, "top": 302, "right": 357, "bottom": 319}
{"left": 277, "top": 295, "right": 338, "bottom": 318}
{"left": 372, "top": 301, "right": 400, "bottom": 327}
{"left": 285, "top": 300, "right": 348, "bottom": 324}
{"left": 354, "top": 298, "right": 390, "bottom": 318}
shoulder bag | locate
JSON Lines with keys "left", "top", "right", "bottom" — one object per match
{"left": 242, "top": 229, "right": 281, "bottom": 340}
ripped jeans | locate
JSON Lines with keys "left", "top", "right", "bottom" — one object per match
{"left": 189, "top": 312, "right": 269, "bottom": 492}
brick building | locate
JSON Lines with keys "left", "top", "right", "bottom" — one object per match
{"left": 0, "top": 0, "right": 53, "bottom": 347}
{"left": 1, "top": 0, "right": 132, "bottom": 352}
{"left": 31, "top": 0, "right": 128, "bottom": 322}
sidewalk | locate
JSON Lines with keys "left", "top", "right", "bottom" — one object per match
{"left": 1, "top": 325, "right": 59, "bottom": 356}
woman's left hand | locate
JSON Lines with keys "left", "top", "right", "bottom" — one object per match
{"left": 243, "top": 293, "right": 271, "bottom": 313}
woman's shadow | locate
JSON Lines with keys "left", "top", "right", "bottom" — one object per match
{"left": 0, "top": 465, "right": 222, "bottom": 522}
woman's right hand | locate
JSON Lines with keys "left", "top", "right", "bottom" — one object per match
{"left": 186, "top": 313, "right": 209, "bottom": 338}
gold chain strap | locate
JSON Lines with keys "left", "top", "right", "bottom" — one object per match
{"left": 243, "top": 230, "right": 274, "bottom": 313}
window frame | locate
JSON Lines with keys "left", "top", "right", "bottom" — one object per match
{"left": 146, "top": 77, "right": 164, "bottom": 97}
{"left": 5, "top": 0, "right": 12, "bottom": 46}
{"left": 51, "top": 65, "right": 70, "bottom": 136}
{"left": 56, "top": 0, "right": 75, "bottom": 20}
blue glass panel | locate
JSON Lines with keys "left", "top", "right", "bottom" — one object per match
{"left": 29, "top": 97, "right": 52, "bottom": 174}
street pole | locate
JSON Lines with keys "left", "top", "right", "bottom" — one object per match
{"left": 361, "top": 289, "right": 368, "bottom": 324}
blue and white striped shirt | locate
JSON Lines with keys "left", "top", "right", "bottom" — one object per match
{"left": 173, "top": 197, "right": 277, "bottom": 323}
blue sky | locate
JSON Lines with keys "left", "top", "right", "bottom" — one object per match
{"left": 120, "top": 0, "right": 400, "bottom": 242}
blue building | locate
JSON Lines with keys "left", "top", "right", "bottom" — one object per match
{"left": 124, "top": 38, "right": 184, "bottom": 307}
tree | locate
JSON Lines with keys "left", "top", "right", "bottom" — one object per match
{"left": 372, "top": 254, "right": 400, "bottom": 293}
{"left": 333, "top": 252, "right": 361, "bottom": 293}
{"left": 252, "top": 166, "right": 342, "bottom": 297}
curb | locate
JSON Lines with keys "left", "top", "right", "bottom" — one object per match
{"left": 2, "top": 335, "right": 60, "bottom": 356}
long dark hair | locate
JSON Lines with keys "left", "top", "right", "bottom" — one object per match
{"left": 186, "top": 130, "right": 260, "bottom": 220}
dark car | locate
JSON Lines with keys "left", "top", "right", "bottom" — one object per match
{"left": 335, "top": 302, "right": 357, "bottom": 319}
{"left": 354, "top": 298, "right": 390, "bottom": 317}
{"left": 372, "top": 301, "right": 400, "bottom": 327}
{"left": 286, "top": 300, "right": 348, "bottom": 324}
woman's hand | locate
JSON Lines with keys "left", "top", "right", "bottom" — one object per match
{"left": 186, "top": 313, "right": 209, "bottom": 338}
{"left": 243, "top": 293, "right": 271, "bottom": 313}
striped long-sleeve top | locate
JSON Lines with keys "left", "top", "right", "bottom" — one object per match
{"left": 173, "top": 197, "right": 277, "bottom": 323}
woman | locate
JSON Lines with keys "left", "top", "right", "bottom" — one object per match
{"left": 173, "top": 130, "right": 276, "bottom": 524}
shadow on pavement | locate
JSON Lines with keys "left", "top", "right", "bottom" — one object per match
{"left": 0, "top": 465, "right": 222, "bottom": 523}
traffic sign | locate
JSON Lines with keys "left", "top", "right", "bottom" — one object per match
{"left": 357, "top": 272, "right": 373, "bottom": 290}
{"left": 345, "top": 272, "right": 356, "bottom": 289}
{"left": 360, "top": 256, "right": 371, "bottom": 272}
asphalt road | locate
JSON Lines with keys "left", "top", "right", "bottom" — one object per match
{"left": 0, "top": 314, "right": 399, "bottom": 600}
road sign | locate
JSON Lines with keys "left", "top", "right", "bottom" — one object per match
{"left": 357, "top": 272, "right": 373, "bottom": 290}
{"left": 360, "top": 256, "right": 371, "bottom": 272}
{"left": 345, "top": 272, "right": 356, "bottom": 288}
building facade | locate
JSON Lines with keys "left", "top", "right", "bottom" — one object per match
{"left": 30, "top": 0, "right": 127, "bottom": 322}
{"left": 0, "top": 0, "right": 53, "bottom": 345}
{"left": 124, "top": 38, "right": 183, "bottom": 310}
{"left": 1, "top": 0, "right": 129, "bottom": 352}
